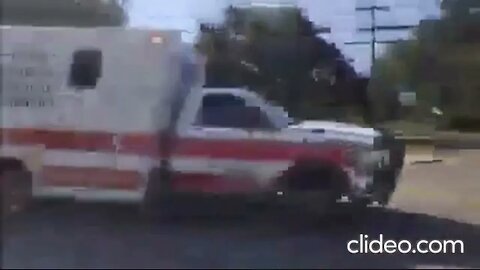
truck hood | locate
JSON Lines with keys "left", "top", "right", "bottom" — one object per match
{"left": 288, "top": 120, "right": 381, "bottom": 145}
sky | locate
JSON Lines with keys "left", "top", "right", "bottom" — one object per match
{"left": 129, "top": 0, "right": 442, "bottom": 75}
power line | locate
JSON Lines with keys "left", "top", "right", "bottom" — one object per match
{"left": 345, "top": 5, "right": 416, "bottom": 73}
{"left": 355, "top": 5, "right": 390, "bottom": 70}
{"left": 357, "top": 25, "right": 417, "bottom": 32}
{"left": 344, "top": 39, "right": 406, "bottom": 45}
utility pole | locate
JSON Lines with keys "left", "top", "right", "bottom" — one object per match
{"left": 341, "top": 5, "right": 417, "bottom": 126}
{"left": 345, "top": 4, "right": 416, "bottom": 73}
{"left": 355, "top": 5, "right": 390, "bottom": 72}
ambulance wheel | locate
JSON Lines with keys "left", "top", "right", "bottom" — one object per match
{"left": 279, "top": 161, "right": 349, "bottom": 219}
{"left": 326, "top": 198, "right": 371, "bottom": 225}
{"left": 1, "top": 159, "right": 33, "bottom": 218}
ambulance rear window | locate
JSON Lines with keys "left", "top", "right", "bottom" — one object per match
{"left": 69, "top": 49, "right": 102, "bottom": 89}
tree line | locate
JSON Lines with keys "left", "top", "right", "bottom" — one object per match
{"left": 9, "top": 0, "right": 478, "bottom": 130}
{"left": 369, "top": 0, "right": 480, "bottom": 131}
{"left": 195, "top": 6, "right": 370, "bottom": 123}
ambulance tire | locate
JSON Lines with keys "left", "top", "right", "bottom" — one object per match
{"left": 280, "top": 161, "right": 378, "bottom": 225}
{"left": 141, "top": 167, "right": 177, "bottom": 221}
{"left": 326, "top": 198, "right": 372, "bottom": 225}
{"left": 280, "top": 161, "right": 348, "bottom": 219}
{"left": 1, "top": 158, "right": 33, "bottom": 218}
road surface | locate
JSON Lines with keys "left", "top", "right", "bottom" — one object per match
{"left": 2, "top": 150, "right": 480, "bottom": 269}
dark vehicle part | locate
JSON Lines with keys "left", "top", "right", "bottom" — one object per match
{"left": 141, "top": 51, "right": 201, "bottom": 220}
{"left": 141, "top": 166, "right": 176, "bottom": 220}
{"left": 276, "top": 160, "right": 351, "bottom": 217}
{"left": 0, "top": 158, "right": 33, "bottom": 218}
{"left": 371, "top": 128, "right": 406, "bottom": 205}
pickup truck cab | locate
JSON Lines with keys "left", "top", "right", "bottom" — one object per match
{"left": 144, "top": 87, "right": 405, "bottom": 216}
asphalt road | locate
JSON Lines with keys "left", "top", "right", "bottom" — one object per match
{"left": 2, "top": 150, "right": 480, "bottom": 269}
{"left": 2, "top": 199, "right": 480, "bottom": 269}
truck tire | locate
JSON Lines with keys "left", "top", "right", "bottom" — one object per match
{"left": 283, "top": 161, "right": 377, "bottom": 224}
{"left": 278, "top": 161, "right": 349, "bottom": 218}
{"left": 327, "top": 197, "right": 371, "bottom": 224}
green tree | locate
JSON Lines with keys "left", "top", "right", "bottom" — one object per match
{"left": 196, "top": 6, "right": 358, "bottom": 120}
{"left": 1, "top": 0, "right": 129, "bottom": 27}
{"left": 371, "top": 0, "right": 480, "bottom": 128}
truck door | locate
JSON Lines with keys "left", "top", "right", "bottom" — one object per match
{"left": 179, "top": 92, "right": 278, "bottom": 193}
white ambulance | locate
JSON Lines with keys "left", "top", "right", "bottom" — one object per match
{"left": 0, "top": 26, "right": 402, "bottom": 217}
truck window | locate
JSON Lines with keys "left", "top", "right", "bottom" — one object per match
{"left": 69, "top": 49, "right": 102, "bottom": 89}
{"left": 196, "top": 93, "right": 274, "bottom": 129}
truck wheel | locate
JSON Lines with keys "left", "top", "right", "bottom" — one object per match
{"left": 327, "top": 198, "right": 371, "bottom": 225}
{"left": 279, "top": 162, "right": 348, "bottom": 219}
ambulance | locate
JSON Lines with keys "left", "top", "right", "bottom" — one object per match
{"left": 0, "top": 26, "right": 403, "bottom": 217}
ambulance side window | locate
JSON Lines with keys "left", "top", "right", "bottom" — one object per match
{"left": 69, "top": 49, "right": 102, "bottom": 89}
{"left": 196, "top": 93, "right": 274, "bottom": 129}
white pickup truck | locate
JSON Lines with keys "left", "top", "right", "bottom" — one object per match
{"left": 0, "top": 26, "right": 404, "bottom": 218}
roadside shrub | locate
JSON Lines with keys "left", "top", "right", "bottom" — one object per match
{"left": 448, "top": 116, "right": 480, "bottom": 132}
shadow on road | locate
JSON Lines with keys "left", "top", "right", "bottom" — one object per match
{"left": 2, "top": 201, "right": 480, "bottom": 269}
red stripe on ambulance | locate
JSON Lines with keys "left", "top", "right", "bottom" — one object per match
{"left": 1, "top": 128, "right": 345, "bottom": 163}
{"left": 42, "top": 166, "right": 142, "bottom": 190}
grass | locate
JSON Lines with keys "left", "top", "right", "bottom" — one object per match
{"left": 382, "top": 120, "right": 435, "bottom": 136}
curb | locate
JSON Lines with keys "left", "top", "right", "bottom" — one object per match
{"left": 396, "top": 136, "right": 433, "bottom": 142}
{"left": 396, "top": 136, "right": 435, "bottom": 147}
{"left": 397, "top": 135, "right": 480, "bottom": 149}
{"left": 409, "top": 159, "right": 444, "bottom": 165}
